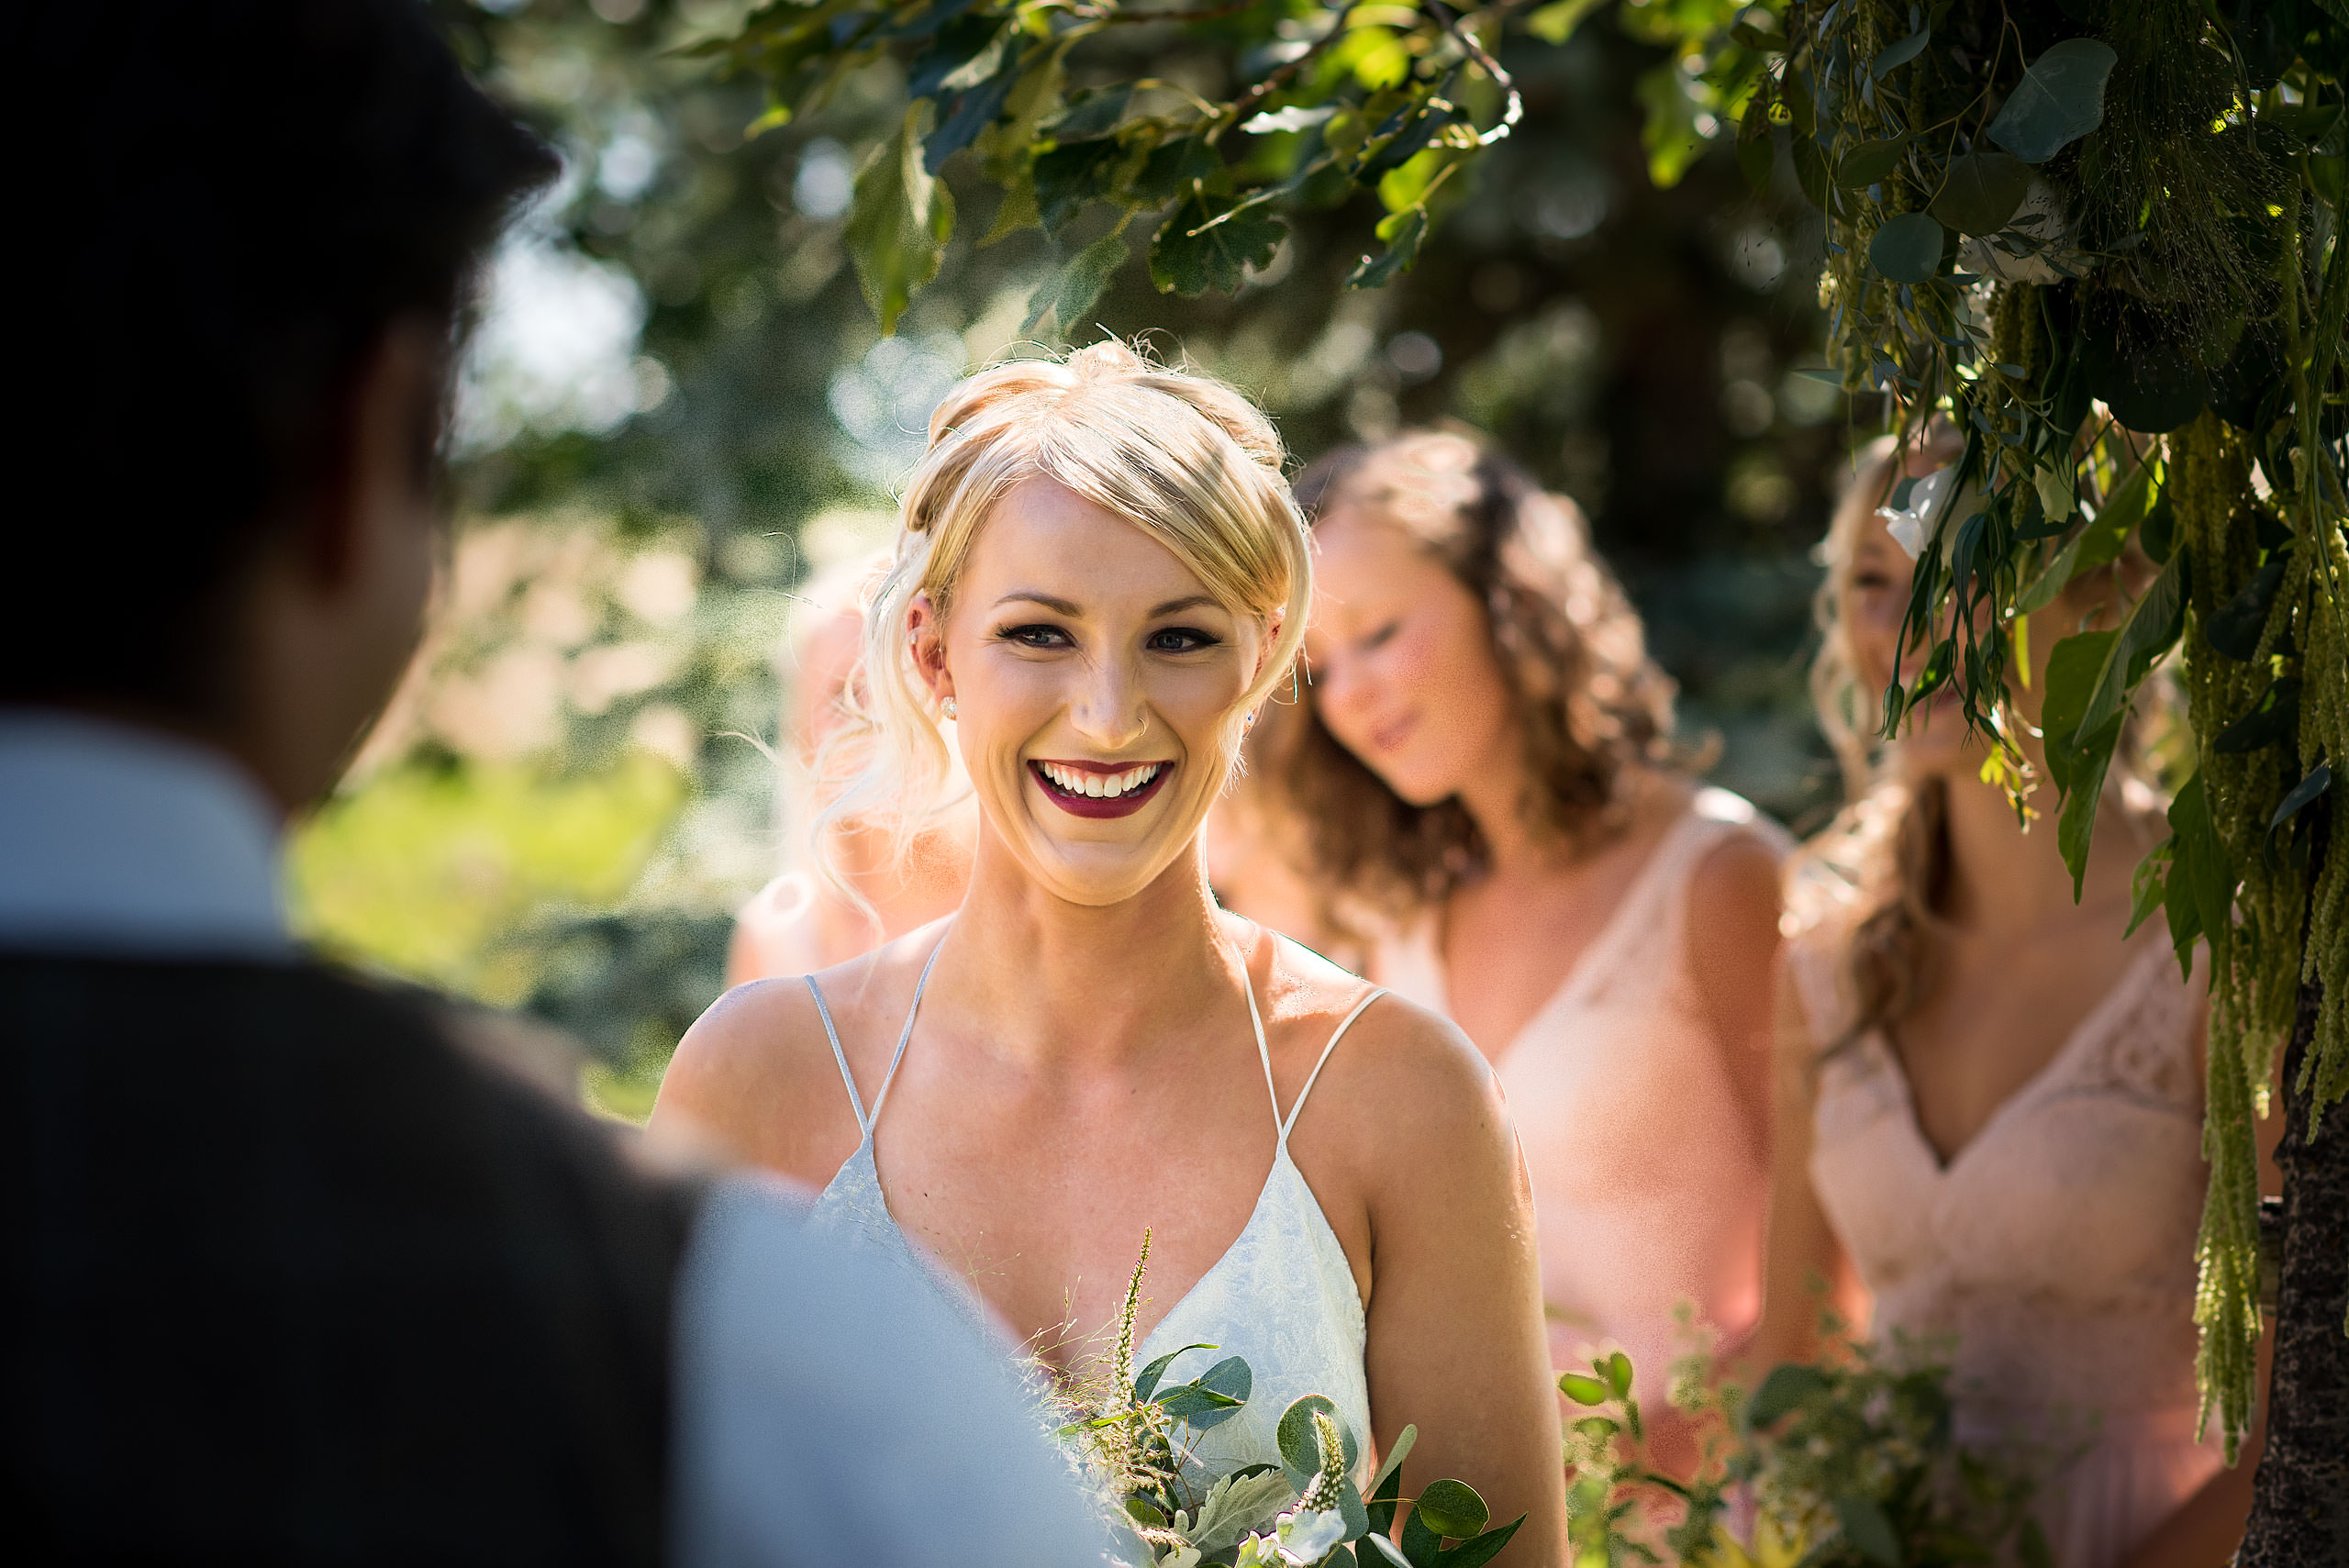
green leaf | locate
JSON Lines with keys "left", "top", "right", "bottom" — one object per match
{"left": 1276, "top": 1395, "right": 1359, "bottom": 1488}
{"left": 1131, "top": 135, "right": 1219, "bottom": 203}
{"left": 1367, "top": 1422, "right": 1418, "bottom": 1503}
{"left": 1635, "top": 59, "right": 1708, "bottom": 188}
{"left": 2269, "top": 763, "right": 2332, "bottom": 830}
{"left": 1987, "top": 39, "right": 2119, "bottom": 163}
{"left": 2018, "top": 481, "right": 2133, "bottom": 613}
{"left": 1869, "top": 212, "right": 1945, "bottom": 283}
{"left": 2057, "top": 713, "right": 2123, "bottom": 897}
{"left": 1557, "top": 1371, "right": 1609, "bottom": 1405}
{"left": 1159, "top": 1353, "right": 1252, "bottom": 1429}
{"left": 2213, "top": 675, "right": 2302, "bottom": 754}
{"left": 1742, "top": 1363, "right": 1831, "bottom": 1429}
{"left": 1362, "top": 1535, "right": 1415, "bottom": 1568}
{"left": 1604, "top": 1350, "right": 1635, "bottom": 1398}
{"left": 1438, "top": 1517, "right": 1524, "bottom": 1568}
{"left": 2039, "top": 629, "right": 2117, "bottom": 796}
{"left": 2167, "top": 773, "right": 2237, "bottom": 978}
{"left": 1150, "top": 189, "right": 1287, "bottom": 296}
{"left": 1032, "top": 135, "right": 1129, "bottom": 236}
{"left": 844, "top": 102, "right": 957, "bottom": 334}
{"left": 1132, "top": 1340, "right": 1218, "bottom": 1403}
{"left": 1049, "top": 83, "right": 1132, "bottom": 142}
{"left": 1400, "top": 1501, "right": 1444, "bottom": 1568}
{"left": 1414, "top": 1479, "right": 1487, "bottom": 1540}
{"left": 2125, "top": 837, "right": 2172, "bottom": 940}
{"left": 925, "top": 63, "right": 1020, "bottom": 174}
{"left": 1836, "top": 135, "right": 1909, "bottom": 187}
{"left": 1930, "top": 150, "right": 2032, "bottom": 233}
{"left": 1832, "top": 1495, "right": 1904, "bottom": 1568}
{"left": 2073, "top": 547, "right": 2189, "bottom": 748}
{"left": 1524, "top": 0, "right": 1609, "bottom": 45}
{"left": 1869, "top": 27, "right": 1931, "bottom": 78}
{"left": 1347, "top": 207, "right": 1427, "bottom": 289}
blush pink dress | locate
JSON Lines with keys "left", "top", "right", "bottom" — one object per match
{"left": 1787, "top": 930, "right": 2225, "bottom": 1568}
{"left": 1377, "top": 787, "right": 1789, "bottom": 1407}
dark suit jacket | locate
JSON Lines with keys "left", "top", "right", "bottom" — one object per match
{"left": 1, "top": 956, "right": 702, "bottom": 1565}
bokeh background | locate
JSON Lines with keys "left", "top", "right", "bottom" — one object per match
{"left": 295, "top": 0, "right": 1856, "bottom": 1118}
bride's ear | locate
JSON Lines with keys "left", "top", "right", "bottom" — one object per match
{"left": 907, "top": 593, "right": 955, "bottom": 710}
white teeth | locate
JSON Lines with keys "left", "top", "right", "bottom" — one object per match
{"left": 1039, "top": 762, "right": 1163, "bottom": 798}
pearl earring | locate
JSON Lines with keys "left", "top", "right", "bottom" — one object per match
{"left": 941, "top": 697, "right": 957, "bottom": 720}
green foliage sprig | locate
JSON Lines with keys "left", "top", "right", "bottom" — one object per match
{"left": 1053, "top": 1236, "right": 1524, "bottom": 1566}
{"left": 1558, "top": 1342, "right": 2043, "bottom": 1568}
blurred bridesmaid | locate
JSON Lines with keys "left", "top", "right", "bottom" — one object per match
{"left": 728, "top": 550, "right": 974, "bottom": 983}
{"left": 1759, "top": 439, "right": 2277, "bottom": 1568}
{"left": 1276, "top": 429, "right": 1787, "bottom": 1464}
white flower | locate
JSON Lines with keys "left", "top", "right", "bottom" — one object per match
{"left": 1234, "top": 1533, "right": 1282, "bottom": 1568}
{"left": 1274, "top": 1507, "right": 1350, "bottom": 1565}
{"left": 1877, "top": 464, "right": 1958, "bottom": 560}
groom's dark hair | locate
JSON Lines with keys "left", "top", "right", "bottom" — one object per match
{"left": 3, "top": 0, "right": 554, "bottom": 717}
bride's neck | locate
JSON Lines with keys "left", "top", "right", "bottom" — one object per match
{"left": 935, "top": 831, "right": 1241, "bottom": 1070}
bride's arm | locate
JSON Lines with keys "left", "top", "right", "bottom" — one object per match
{"left": 1351, "top": 1007, "right": 1566, "bottom": 1564}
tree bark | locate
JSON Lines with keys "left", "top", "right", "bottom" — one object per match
{"left": 2236, "top": 937, "right": 2349, "bottom": 1565}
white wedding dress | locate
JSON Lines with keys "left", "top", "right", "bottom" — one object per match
{"left": 805, "top": 932, "right": 1379, "bottom": 1482}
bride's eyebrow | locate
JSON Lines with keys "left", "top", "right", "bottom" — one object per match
{"left": 1149, "top": 594, "right": 1219, "bottom": 617}
{"left": 994, "top": 591, "right": 1083, "bottom": 615}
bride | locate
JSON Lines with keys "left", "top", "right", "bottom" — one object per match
{"left": 653, "top": 341, "right": 1564, "bottom": 1553}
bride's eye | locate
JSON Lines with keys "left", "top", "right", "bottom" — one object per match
{"left": 997, "top": 622, "right": 1074, "bottom": 650}
{"left": 1361, "top": 619, "right": 1402, "bottom": 651}
{"left": 1146, "top": 625, "right": 1222, "bottom": 653}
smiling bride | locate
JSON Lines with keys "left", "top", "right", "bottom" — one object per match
{"left": 651, "top": 341, "right": 1564, "bottom": 1556}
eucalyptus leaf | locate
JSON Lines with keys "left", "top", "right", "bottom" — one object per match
{"left": 1412, "top": 1478, "right": 1487, "bottom": 1540}
{"left": 1869, "top": 26, "right": 1930, "bottom": 78}
{"left": 1360, "top": 1534, "right": 1414, "bottom": 1568}
{"left": 1930, "top": 151, "right": 2032, "bottom": 233}
{"left": 1160, "top": 1354, "right": 1253, "bottom": 1430}
{"left": 1276, "top": 1395, "right": 1358, "bottom": 1488}
{"left": 1367, "top": 1422, "right": 1418, "bottom": 1501}
{"left": 1869, "top": 211, "right": 1945, "bottom": 283}
{"left": 1836, "top": 135, "right": 1908, "bottom": 187}
{"left": 1987, "top": 39, "right": 2119, "bottom": 163}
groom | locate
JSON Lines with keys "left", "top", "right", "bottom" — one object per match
{"left": 0, "top": 4, "right": 1114, "bottom": 1564}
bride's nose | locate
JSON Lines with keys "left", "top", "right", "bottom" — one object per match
{"left": 1068, "top": 650, "right": 1149, "bottom": 751}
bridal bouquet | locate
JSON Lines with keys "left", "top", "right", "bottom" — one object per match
{"left": 1053, "top": 1234, "right": 1524, "bottom": 1568}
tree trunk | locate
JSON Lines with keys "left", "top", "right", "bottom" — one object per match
{"left": 2236, "top": 909, "right": 2349, "bottom": 1564}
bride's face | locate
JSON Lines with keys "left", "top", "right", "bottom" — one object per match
{"left": 913, "top": 476, "right": 1268, "bottom": 906}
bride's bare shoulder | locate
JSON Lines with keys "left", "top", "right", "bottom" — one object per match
{"left": 651, "top": 937, "right": 923, "bottom": 1181}
{"left": 1261, "top": 932, "right": 1505, "bottom": 1137}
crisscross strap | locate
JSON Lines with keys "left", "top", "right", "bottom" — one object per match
{"left": 803, "top": 932, "right": 950, "bottom": 1140}
{"left": 1242, "top": 973, "right": 1388, "bottom": 1146}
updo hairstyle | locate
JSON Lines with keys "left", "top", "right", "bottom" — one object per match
{"left": 813, "top": 339, "right": 1312, "bottom": 883}
{"left": 1276, "top": 429, "right": 1682, "bottom": 915}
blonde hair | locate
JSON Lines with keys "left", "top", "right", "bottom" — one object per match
{"left": 813, "top": 339, "right": 1311, "bottom": 885}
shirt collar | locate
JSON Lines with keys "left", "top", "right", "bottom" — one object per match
{"left": 0, "top": 709, "right": 295, "bottom": 959}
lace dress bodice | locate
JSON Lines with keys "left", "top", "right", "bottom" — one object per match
{"left": 806, "top": 934, "right": 1378, "bottom": 1485}
{"left": 1376, "top": 788, "right": 1789, "bottom": 1406}
{"left": 1788, "top": 929, "right": 2221, "bottom": 1568}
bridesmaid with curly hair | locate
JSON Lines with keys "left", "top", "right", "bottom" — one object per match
{"left": 1275, "top": 430, "right": 1788, "bottom": 1467}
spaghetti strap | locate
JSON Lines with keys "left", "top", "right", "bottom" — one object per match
{"left": 1241, "top": 969, "right": 1283, "bottom": 1138}
{"left": 1281, "top": 987, "right": 1386, "bottom": 1143}
{"left": 802, "top": 974, "right": 865, "bottom": 1135}
{"left": 801, "top": 930, "right": 951, "bottom": 1142}
{"left": 870, "top": 933, "right": 949, "bottom": 1128}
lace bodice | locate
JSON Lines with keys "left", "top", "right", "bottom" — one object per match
{"left": 1789, "top": 929, "right": 2221, "bottom": 1567}
{"left": 807, "top": 934, "right": 1377, "bottom": 1484}
{"left": 1375, "top": 788, "right": 1790, "bottom": 1402}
